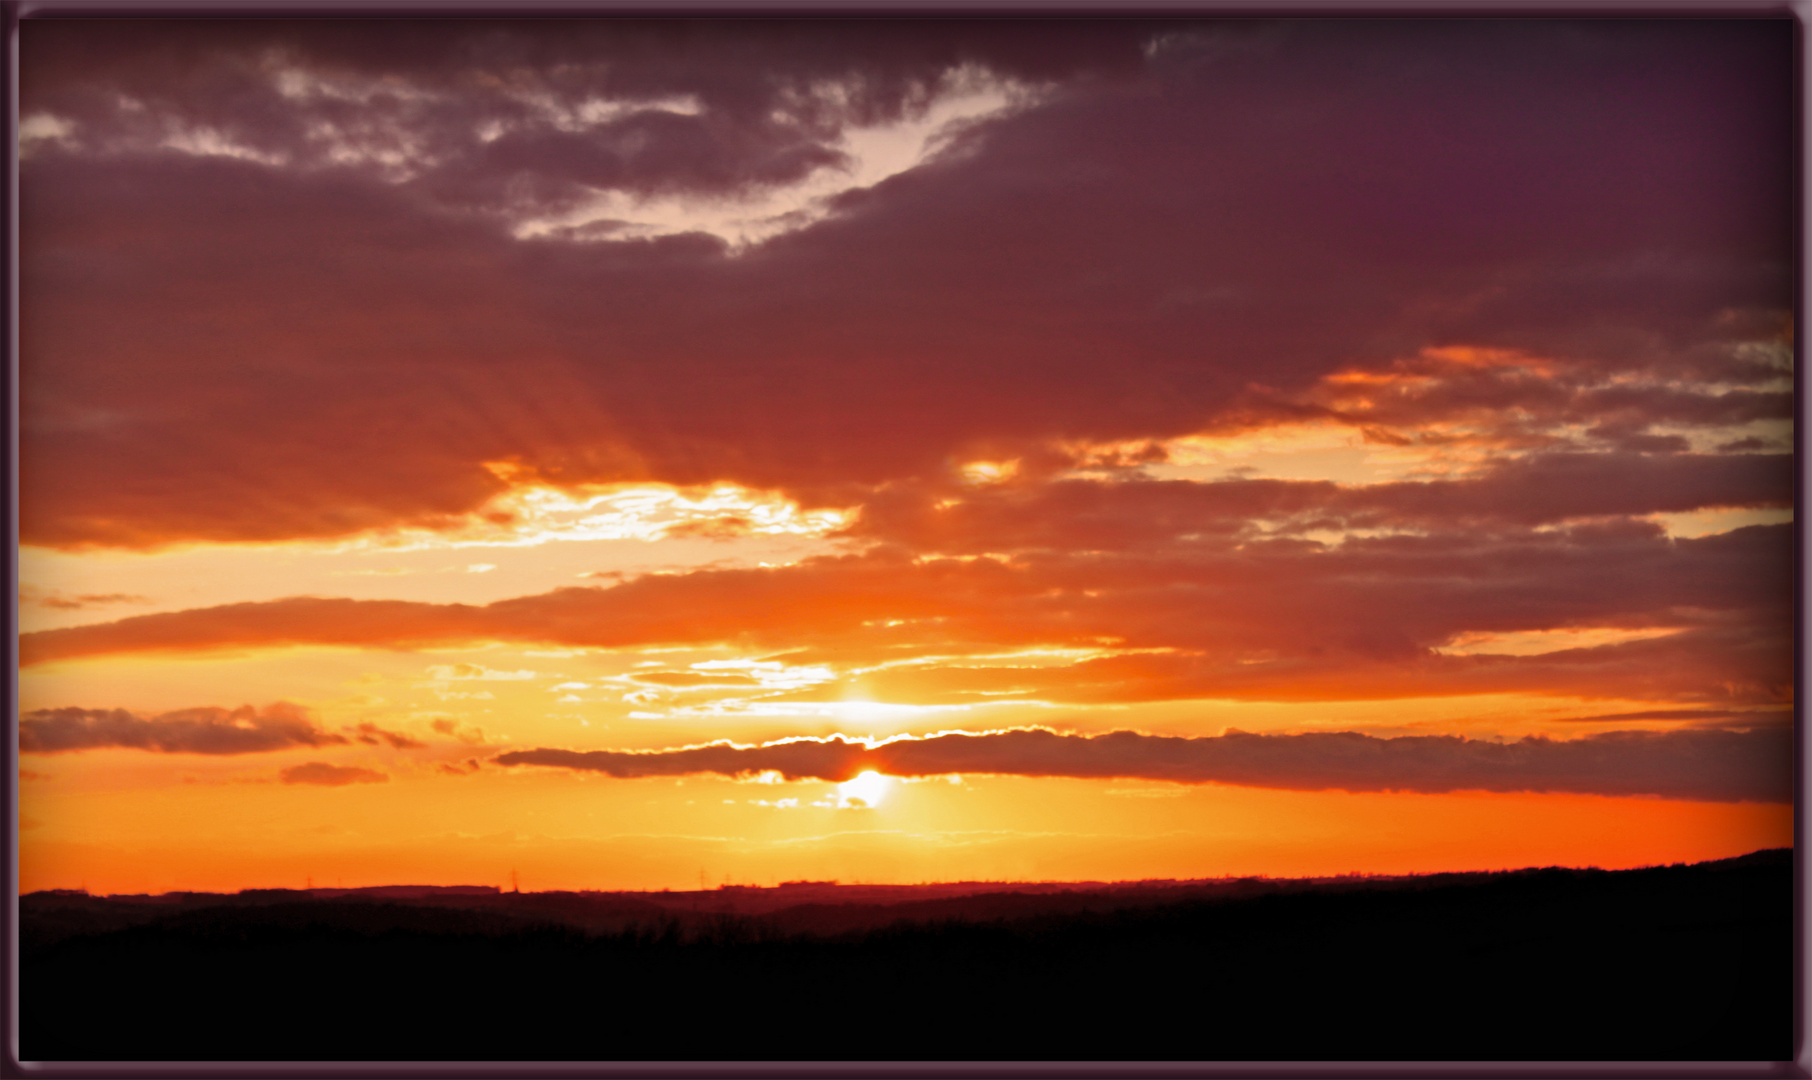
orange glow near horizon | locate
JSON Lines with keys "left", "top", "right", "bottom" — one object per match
{"left": 17, "top": 422, "right": 1794, "bottom": 894}
{"left": 19, "top": 768, "right": 1790, "bottom": 896}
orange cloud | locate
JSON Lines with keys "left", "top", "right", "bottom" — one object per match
{"left": 20, "top": 521, "right": 1790, "bottom": 706}
{"left": 349, "top": 723, "right": 426, "bottom": 750}
{"left": 279, "top": 762, "right": 388, "bottom": 786}
{"left": 768, "top": 627, "right": 1791, "bottom": 708}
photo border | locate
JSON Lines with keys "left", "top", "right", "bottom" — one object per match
{"left": 3, "top": 1, "right": 1803, "bottom": 1076}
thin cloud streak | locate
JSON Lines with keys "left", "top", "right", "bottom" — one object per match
{"left": 280, "top": 761, "right": 388, "bottom": 786}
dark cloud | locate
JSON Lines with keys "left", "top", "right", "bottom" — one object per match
{"left": 18, "top": 19, "right": 1790, "bottom": 549}
{"left": 1280, "top": 350, "right": 1793, "bottom": 452}
{"left": 846, "top": 453, "right": 1793, "bottom": 555}
{"left": 496, "top": 724, "right": 1793, "bottom": 803}
{"left": 279, "top": 761, "right": 388, "bottom": 786}
{"left": 20, "top": 703, "right": 348, "bottom": 755}
{"left": 22, "top": 19, "right": 1155, "bottom": 207}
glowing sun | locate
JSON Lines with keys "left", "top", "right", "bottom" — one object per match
{"left": 837, "top": 770, "right": 892, "bottom": 808}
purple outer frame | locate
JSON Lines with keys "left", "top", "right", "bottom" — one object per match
{"left": 0, "top": 2, "right": 1803, "bottom": 1076}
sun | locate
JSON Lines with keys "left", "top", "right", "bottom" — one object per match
{"left": 836, "top": 770, "right": 892, "bottom": 809}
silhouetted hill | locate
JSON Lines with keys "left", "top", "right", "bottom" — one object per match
{"left": 20, "top": 850, "right": 1792, "bottom": 1061}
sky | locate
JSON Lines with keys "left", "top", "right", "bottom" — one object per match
{"left": 16, "top": 16, "right": 1795, "bottom": 895}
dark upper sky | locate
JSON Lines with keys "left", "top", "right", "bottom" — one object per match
{"left": 21, "top": 17, "right": 1791, "bottom": 545}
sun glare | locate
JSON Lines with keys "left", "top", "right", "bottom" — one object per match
{"left": 837, "top": 770, "right": 892, "bottom": 809}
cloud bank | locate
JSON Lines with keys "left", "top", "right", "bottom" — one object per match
{"left": 20, "top": 703, "right": 347, "bottom": 755}
{"left": 495, "top": 725, "right": 1792, "bottom": 803}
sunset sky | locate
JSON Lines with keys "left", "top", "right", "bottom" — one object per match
{"left": 17, "top": 16, "right": 1795, "bottom": 895}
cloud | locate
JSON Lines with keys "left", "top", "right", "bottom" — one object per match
{"left": 20, "top": 702, "right": 349, "bottom": 755}
{"left": 1559, "top": 708, "right": 1780, "bottom": 724}
{"left": 348, "top": 722, "right": 426, "bottom": 750}
{"left": 430, "top": 718, "right": 490, "bottom": 745}
{"left": 1269, "top": 349, "right": 1794, "bottom": 456}
{"left": 846, "top": 453, "right": 1794, "bottom": 555}
{"left": 21, "top": 597, "right": 495, "bottom": 664}
{"left": 279, "top": 761, "right": 388, "bottom": 786}
{"left": 18, "top": 522, "right": 1791, "bottom": 706}
{"left": 423, "top": 663, "right": 538, "bottom": 681}
{"left": 495, "top": 724, "right": 1792, "bottom": 803}
{"left": 662, "top": 516, "right": 756, "bottom": 541}
{"left": 18, "top": 20, "right": 1789, "bottom": 549}
{"left": 19, "top": 587, "right": 151, "bottom": 611}
{"left": 23, "top": 20, "right": 1149, "bottom": 208}
{"left": 780, "top": 626, "right": 1791, "bottom": 710}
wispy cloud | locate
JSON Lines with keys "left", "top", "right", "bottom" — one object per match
{"left": 280, "top": 761, "right": 388, "bottom": 786}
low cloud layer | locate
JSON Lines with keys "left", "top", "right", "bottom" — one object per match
{"left": 496, "top": 725, "right": 1792, "bottom": 803}
{"left": 20, "top": 703, "right": 347, "bottom": 755}
{"left": 19, "top": 523, "right": 1792, "bottom": 706}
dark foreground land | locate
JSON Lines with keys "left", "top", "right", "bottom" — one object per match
{"left": 20, "top": 849, "right": 1793, "bottom": 1061}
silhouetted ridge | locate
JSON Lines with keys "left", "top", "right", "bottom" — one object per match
{"left": 21, "top": 851, "right": 1791, "bottom": 1061}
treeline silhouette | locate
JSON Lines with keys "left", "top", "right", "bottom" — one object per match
{"left": 20, "top": 850, "right": 1791, "bottom": 1061}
